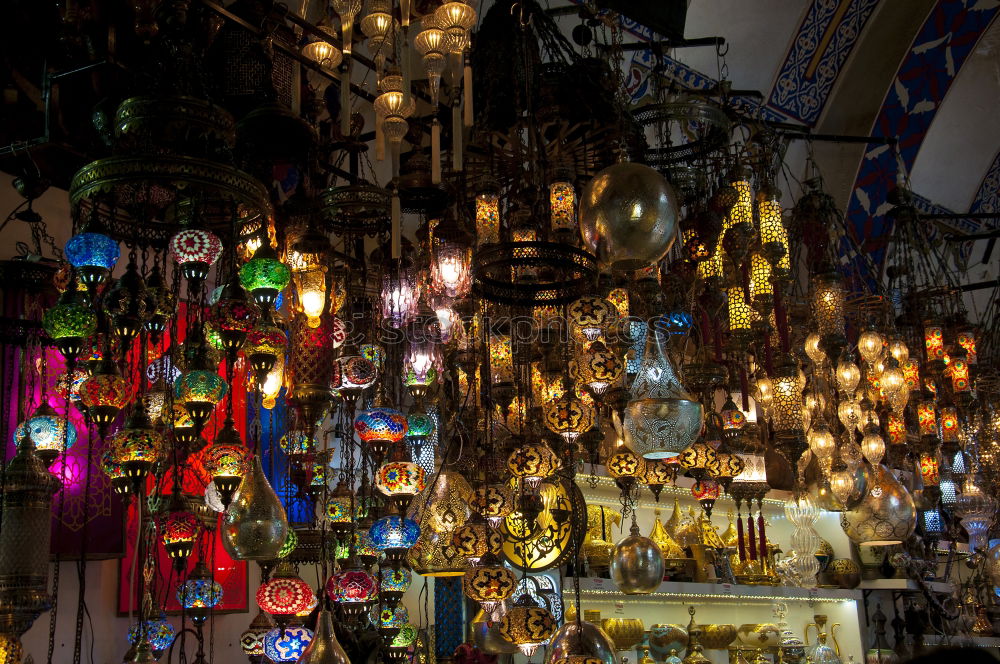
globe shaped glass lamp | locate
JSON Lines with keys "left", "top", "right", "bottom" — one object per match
{"left": 204, "top": 440, "right": 250, "bottom": 508}
{"left": 370, "top": 515, "right": 420, "bottom": 565}
{"left": 43, "top": 295, "right": 97, "bottom": 360}
{"left": 376, "top": 461, "right": 427, "bottom": 511}
{"left": 239, "top": 611, "right": 272, "bottom": 658}
{"left": 380, "top": 567, "right": 412, "bottom": 608}
{"left": 15, "top": 407, "right": 78, "bottom": 465}
{"left": 169, "top": 228, "right": 223, "bottom": 284}
{"left": 176, "top": 561, "right": 223, "bottom": 623}
{"left": 498, "top": 594, "right": 557, "bottom": 657}
{"left": 263, "top": 624, "right": 313, "bottom": 662}
{"left": 354, "top": 407, "right": 408, "bottom": 458}
{"left": 325, "top": 566, "right": 378, "bottom": 617}
{"left": 462, "top": 556, "right": 517, "bottom": 617}
{"left": 126, "top": 610, "right": 175, "bottom": 655}
{"left": 80, "top": 366, "right": 131, "bottom": 432}
{"left": 65, "top": 231, "right": 120, "bottom": 288}
{"left": 256, "top": 563, "right": 316, "bottom": 627}
{"left": 507, "top": 441, "right": 559, "bottom": 489}
{"left": 160, "top": 510, "right": 200, "bottom": 564}
{"left": 240, "top": 243, "right": 291, "bottom": 309}
{"left": 174, "top": 370, "right": 228, "bottom": 431}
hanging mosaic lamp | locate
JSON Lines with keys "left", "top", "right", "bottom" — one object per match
{"left": 43, "top": 289, "right": 96, "bottom": 361}
{"left": 370, "top": 515, "right": 420, "bottom": 566}
{"left": 498, "top": 594, "right": 557, "bottom": 657}
{"left": 16, "top": 403, "right": 77, "bottom": 466}
{"left": 354, "top": 407, "right": 408, "bottom": 458}
{"left": 80, "top": 359, "right": 132, "bottom": 436}
{"left": 204, "top": 418, "right": 250, "bottom": 508}
{"left": 324, "top": 560, "right": 378, "bottom": 617}
{"left": 177, "top": 561, "right": 223, "bottom": 623}
{"left": 240, "top": 241, "right": 291, "bottom": 309}
{"left": 169, "top": 227, "right": 223, "bottom": 286}
{"left": 65, "top": 230, "right": 120, "bottom": 290}
{"left": 256, "top": 562, "right": 316, "bottom": 630}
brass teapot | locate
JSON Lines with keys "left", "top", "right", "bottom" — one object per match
{"left": 804, "top": 614, "right": 841, "bottom": 664}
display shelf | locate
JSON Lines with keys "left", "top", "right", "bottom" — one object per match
{"left": 858, "top": 579, "right": 953, "bottom": 594}
{"left": 924, "top": 635, "right": 1000, "bottom": 648}
{"left": 561, "top": 577, "right": 861, "bottom": 603}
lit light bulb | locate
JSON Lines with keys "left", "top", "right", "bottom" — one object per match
{"left": 861, "top": 425, "right": 885, "bottom": 466}
{"left": 857, "top": 326, "right": 883, "bottom": 364}
{"left": 836, "top": 351, "right": 861, "bottom": 395}
{"left": 808, "top": 418, "right": 836, "bottom": 459}
{"left": 829, "top": 467, "right": 855, "bottom": 504}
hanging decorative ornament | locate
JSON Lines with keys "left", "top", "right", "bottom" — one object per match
{"left": 579, "top": 161, "right": 679, "bottom": 271}
{"left": 610, "top": 523, "right": 664, "bottom": 595}
{"left": 168, "top": 228, "right": 222, "bottom": 287}
{"left": 296, "top": 610, "right": 350, "bottom": 664}
{"left": 222, "top": 456, "right": 290, "bottom": 560}
{"left": 355, "top": 407, "right": 408, "bottom": 458}
{"left": 624, "top": 323, "right": 702, "bottom": 459}
{"left": 498, "top": 594, "right": 557, "bottom": 657}
{"left": 65, "top": 230, "right": 120, "bottom": 291}
{"left": 842, "top": 465, "right": 916, "bottom": 546}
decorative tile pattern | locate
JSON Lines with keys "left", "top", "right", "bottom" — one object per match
{"left": 846, "top": 0, "right": 1000, "bottom": 266}
{"left": 768, "top": 0, "right": 880, "bottom": 125}
{"left": 434, "top": 576, "right": 464, "bottom": 658}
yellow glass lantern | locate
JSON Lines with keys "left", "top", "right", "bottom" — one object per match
{"left": 606, "top": 288, "right": 629, "bottom": 319}
{"left": 836, "top": 351, "right": 861, "bottom": 395}
{"left": 549, "top": 180, "right": 576, "bottom": 233}
{"left": 543, "top": 392, "right": 596, "bottom": 441}
{"left": 507, "top": 442, "right": 559, "bottom": 488}
{"left": 489, "top": 334, "right": 513, "bottom": 385}
{"left": 727, "top": 285, "right": 752, "bottom": 340}
{"left": 726, "top": 173, "right": 752, "bottom": 230}
{"left": 919, "top": 453, "right": 940, "bottom": 487}
{"left": 887, "top": 412, "right": 906, "bottom": 445}
{"left": 475, "top": 191, "right": 500, "bottom": 247}
{"left": 748, "top": 253, "right": 773, "bottom": 308}
{"left": 811, "top": 273, "right": 846, "bottom": 338}
{"left": 677, "top": 441, "right": 718, "bottom": 483}
{"left": 286, "top": 233, "right": 329, "bottom": 329}
{"left": 901, "top": 359, "right": 920, "bottom": 391}
{"left": 770, "top": 357, "right": 804, "bottom": 434}
{"left": 606, "top": 445, "right": 645, "bottom": 480}
{"left": 757, "top": 188, "right": 789, "bottom": 266}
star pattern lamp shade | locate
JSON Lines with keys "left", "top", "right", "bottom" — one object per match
{"left": 462, "top": 557, "right": 516, "bottom": 615}
{"left": 264, "top": 625, "right": 313, "bottom": 662}
{"left": 169, "top": 228, "right": 223, "bottom": 282}
{"left": 370, "top": 515, "right": 420, "bottom": 564}
{"left": 127, "top": 610, "right": 175, "bottom": 654}
{"left": 507, "top": 441, "right": 559, "bottom": 488}
{"left": 256, "top": 563, "right": 316, "bottom": 626}
{"left": 376, "top": 461, "right": 426, "bottom": 511}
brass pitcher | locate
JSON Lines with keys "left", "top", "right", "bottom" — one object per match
{"left": 804, "top": 615, "right": 841, "bottom": 664}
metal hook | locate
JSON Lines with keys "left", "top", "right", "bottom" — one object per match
{"left": 510, "top": 1, "right": 531, "bottom": 28}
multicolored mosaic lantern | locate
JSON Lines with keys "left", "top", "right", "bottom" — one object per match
{"left": 379, "top": 567, "right": 411, "bottom": 608}
{"left": 169, "top": 228, "right": 223, "bottom": 283}
{"left": 80, "top": 361, "right": 131, "bottom": 434}
{"left": 240, "top": 610, "right": 272, "bottom": 658}
{"left": 325, "top": 565, "right": 378, "bottom": 616}
{"left": 354, "top": 407, "right": 408, "bottom": 457}
{"left": 14, "top": 406, "right": 78, "bottom": 465}
{"left": 160, "top": 507, "right": 201, "bottom": 566}
{"left": 370, "top": 516, "right": 420, "bottom": 566}
{"left": 244, "top": 320, "right": 288, "bottom": 384}
{"left": 109, "top": 409, "right": 166, "bottom": 484}
{"left": 174, "top": 369, "right": 228, "bottom": 432}
{"left": 209, "top": 282, "right": 260, "bottom": 354}
{"left": 65, "top": 231, "right": 120, "bottom": 288}
{"left": 204, "top": 436, "right": 250, "bottom": 508}
{"left": 43, "top": 292, "right": 97, "bottom": 360}
{"left": 375, "top": 461, "right": 426, "bottom": 512}
{"left": 256, "top": 562, "right": 316, "bottom": 629}
{"left": 176, "top": 561, "right": 223, "bottom": 623}
{"left": 279, "top": 431, "right": 314, "bottom": 457}
{"left": 126, "top": 609, "right": 175, "bottom": 655}
{"left": 263, "top": 624, "right": 313, "bottom": 662}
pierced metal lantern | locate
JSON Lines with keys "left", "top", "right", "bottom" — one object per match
{"left": 498, "top": 594, "right": 557, "bottom": 657}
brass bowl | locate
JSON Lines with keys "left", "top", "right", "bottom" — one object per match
{"left": 602, "top": 618, "right": 645, "bottom": 651}
{"left": 700, "top": 624, "right": 737, "bottom": 649}
{"left": 823, "top": 558, "right": 861, "bottom": 589}
{"left": 736, "top": 623, "right": 780, "bottom": 648}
